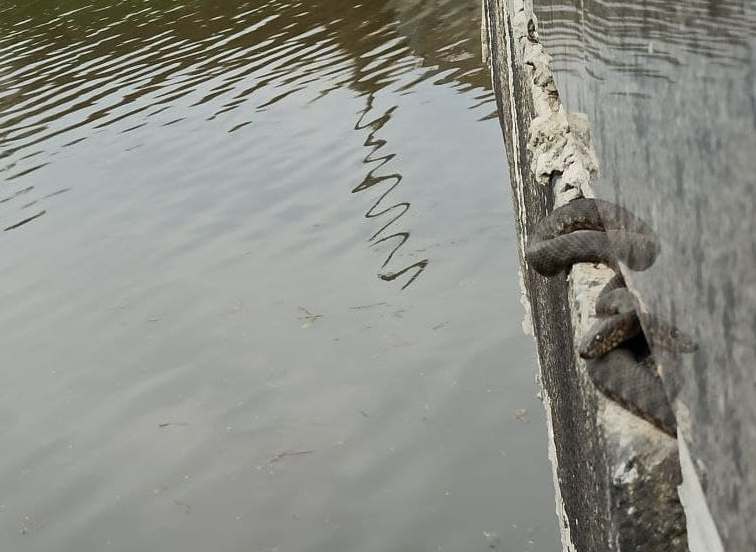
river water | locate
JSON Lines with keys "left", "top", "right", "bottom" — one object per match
{"left": 0, "top": 1, "right": 558, "bottom": 550}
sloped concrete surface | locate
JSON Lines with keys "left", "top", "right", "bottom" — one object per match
{"left": 482, "top": 0, "right": 690, "bottom": 549}
{"left": 529, "top": 1, "right": 756, "bottom": 550}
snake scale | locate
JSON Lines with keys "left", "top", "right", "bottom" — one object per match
{"left": 525, "top": 198, "right": 696, "bottom": 436}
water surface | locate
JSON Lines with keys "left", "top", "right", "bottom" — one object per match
{"left": 0, "top": 1, "right": 559, "bottom": 550}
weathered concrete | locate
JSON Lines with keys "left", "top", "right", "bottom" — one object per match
{"left": 482, "top": 0, "right": 689, "bottom": 549}
{"left": 528, "top": 2, "right": 756, "bottom": 551}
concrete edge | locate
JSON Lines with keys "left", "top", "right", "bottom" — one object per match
{"left": 678, "top": 437, "right": 726, "bottom": 552}
{"left": 482, "top": 5, "right": 577, "bottom": 549}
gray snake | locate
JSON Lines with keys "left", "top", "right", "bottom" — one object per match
{"left": 525, "top": 198, "right": 696, "bottom": 436}
{"left": 526, "top": 198, "right": 659, "bottom": 276}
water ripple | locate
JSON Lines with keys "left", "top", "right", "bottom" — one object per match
{"left": 0, "top": 0, "right": 492, "bottom": 285}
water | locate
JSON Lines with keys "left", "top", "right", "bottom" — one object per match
{"left": 0, "top": 1, "right": 559, "bottom": 550}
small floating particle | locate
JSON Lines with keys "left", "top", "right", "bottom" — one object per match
{"left": 513, "top": 408, "right": 529, "bottom": 423}
{"left": 297, "top": 306, "right": 323, "bottom": 327}
{"left": 158, "top": 422, "right": 189, "bottom": 428}
{"left": 483, "top": 531, "right": 501, "bottom": 550}
{"left": 349, "top": 302, "right": 389, "bottom": 310}
{"left": 268, "top": 450, "right": 314, "bottom": 464}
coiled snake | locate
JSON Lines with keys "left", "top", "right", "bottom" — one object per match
{"left": 525, "top": 198, "right": 696, "bottom": 436}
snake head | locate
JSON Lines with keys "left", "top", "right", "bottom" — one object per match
{"left": 579, "top": 330, "right": 610, "bottom": 359}
{"left": 579, "top": 313, "right": 639, "bottom": 359}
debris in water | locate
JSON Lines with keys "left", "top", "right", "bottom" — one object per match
{"left": 297, "top": 307, "right": 323, "bottom": 327}
{"left": 173, "top": 500, "right": 191, "bottom": 514}
{"left": 513, "top": 408, "right": 529, "bottom": 423}
{"left": 483, "top": 531, "right": 501, "bottom": 550}
{"left": 349, "top": 302, "right": 389, "bottom": 310}
{"left": 269, "top": 450, "right": 314, "bottom": 464}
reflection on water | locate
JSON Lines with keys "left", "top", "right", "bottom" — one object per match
{"left": 1, "top": 0, "right": 494, "bottom": 287}
{"left": 354, "top": 94, "right": 428, "bottom": 288}
{"left": 0, "top": 1, "right": 558, "bottom": 550}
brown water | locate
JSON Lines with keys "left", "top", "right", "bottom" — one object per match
{"left": 0, "top": 1, "right": 559, "bottom": 550}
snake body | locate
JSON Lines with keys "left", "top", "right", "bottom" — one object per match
{"left": 586, "top": 348, "right": 677, "bottom": 436}
{"left": 580, "top": 283, "right": 697, "bottom": 359}
{"left": 526, "top": 198, "right": 660, "bottom": 276}
{"left": 525, "top": 198, "right": 694, "bottom": 436}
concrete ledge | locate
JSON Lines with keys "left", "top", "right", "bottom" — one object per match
{"left": 482, "top": 0, "right": 688, "bottom": 549}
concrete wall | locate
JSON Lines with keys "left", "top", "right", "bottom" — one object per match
{"left": 483, "top": 0, "right": 755, "bottom": 550}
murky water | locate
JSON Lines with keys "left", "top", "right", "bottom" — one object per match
{"left": 0, "top": 1, "right": 559, "bottom": 550}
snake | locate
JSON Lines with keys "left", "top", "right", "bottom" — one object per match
{"left": 525, "top": 198, "right": 696, "bottom": 436}
{"left": 579, "top": 276, "right": 695, "bottom": 436}
{"left": 525, "top": 198, "right": 660, "bottom": 276}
